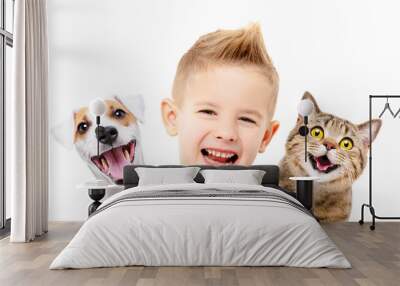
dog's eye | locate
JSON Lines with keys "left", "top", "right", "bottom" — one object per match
{"left": 77, "top": 122, "right": 89, "bottom": 134}
{"left": 113, "top": 109, "right": 126, "bottom": 119}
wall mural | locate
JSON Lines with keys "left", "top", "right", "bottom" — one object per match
{"left": 160, "top": 23, "right": 280, "bottom": 166}
{"left": 52, "top": 23, "right": 382, "bottom": 222}
{"left": 52, "top": 95, "right": 145, "bottom": 184}
{"left": 280, "top": 92, "right": 382, "bottom": 222}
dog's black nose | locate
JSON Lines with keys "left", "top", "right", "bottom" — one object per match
{"left": 95, "top": 126, "right": 118, "bottom": 145}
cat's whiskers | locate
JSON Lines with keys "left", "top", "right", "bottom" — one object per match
{"left": 337, "top": 166, "right": 350, "bottom": 186}
{"left": 336, "top": 160, "right": 353, "bottom": 185}
{"left": 336, "top": 153, "right": 347, "bottom": 162}
{"left": 342, "top": 164, "right": 356, "bottom": 184}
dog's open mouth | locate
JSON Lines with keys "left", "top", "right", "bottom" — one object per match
{"left": 309, "top": 154, "right": 339, "bottom": 173}
{"left": 91, "top": 140, "right": 135, "bottom": 182}
{"left": 201, "top": 148, "right": 239, "bottom": 164}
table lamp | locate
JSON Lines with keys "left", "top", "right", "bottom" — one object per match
{"left": 89, "top": 98, "right": 106, "bottom": 158}
{"left": 297, "top": 99, "right": 314, "bottom": 162}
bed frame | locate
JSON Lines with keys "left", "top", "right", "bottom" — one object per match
{"left": 123, "top": 164, "right": 296, "bottom": 199}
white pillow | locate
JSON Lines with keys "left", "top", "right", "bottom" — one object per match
{"left": 200, "top": 169, "right": 266, "bottom": 185}
{"left": 135, "top": 167, "right": 201, "bottom": 186}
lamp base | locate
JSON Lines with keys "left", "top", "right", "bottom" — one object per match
{"left": 88, "top": 188, "right": 106, "bottom": 216}
{"left": 296, "top": 180, "right": 313, "bottom": 211}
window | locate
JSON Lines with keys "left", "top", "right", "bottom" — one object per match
{"left": 0, "top": 0, "right": 14, "bottom": 235}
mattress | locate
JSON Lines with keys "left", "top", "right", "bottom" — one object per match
{"left": 50, "top": 183, "right": 351, "bottom": 269}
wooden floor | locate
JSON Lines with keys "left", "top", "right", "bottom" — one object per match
{"left": 0, "top": 222, "right": 399, "bottom": 286}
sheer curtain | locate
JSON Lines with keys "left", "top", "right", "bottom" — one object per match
{"left": 10, "top": 0, "right": 48, "bottom": 242}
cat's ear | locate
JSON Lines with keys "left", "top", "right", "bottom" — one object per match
{"left": 301, "top": 91, "right": 321, "bottom": 114}
{"left": 357, "top": 119, "right": 382, "bottom": 147}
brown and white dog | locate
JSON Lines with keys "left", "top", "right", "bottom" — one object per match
{"left": 53, "top": 95, "right": 145, "bottom": 184}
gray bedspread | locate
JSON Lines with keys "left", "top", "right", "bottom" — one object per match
{"left": 50, "top": 183, "right": 351, "bottom": 269}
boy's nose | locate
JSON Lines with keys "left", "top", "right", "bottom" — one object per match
{"left": 214, "top": 121, "right": 238, "bottom": 142}
{"left": 216, "top": 135, "right": 236, "bottom": 142}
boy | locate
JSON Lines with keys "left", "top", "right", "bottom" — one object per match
{"left": 161, "top": 23, "right": 280, "bottom": 165}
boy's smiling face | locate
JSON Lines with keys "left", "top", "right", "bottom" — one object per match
{"left": 162, "top": 65, "right": 279, "bottom": 165}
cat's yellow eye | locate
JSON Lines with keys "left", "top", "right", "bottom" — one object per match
{"left": 310, "top": 126, "right": 324, "bottom": 140}
{"left": 339, "top": 137, "right": 353, "bottom": 151}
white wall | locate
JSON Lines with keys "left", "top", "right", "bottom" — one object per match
{"left": 48, "top": 0, "right": 400, "bottom": 221}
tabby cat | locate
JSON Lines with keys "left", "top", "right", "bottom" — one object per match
{"left": 279, "top": 91, "right": 382, "bottom": 222}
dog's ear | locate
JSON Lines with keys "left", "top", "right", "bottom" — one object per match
{"left": 113, "top": 94, "right": 145, "bottom": 123}
{"left": 51, "top": 114, "right": 75, "bottom": 149}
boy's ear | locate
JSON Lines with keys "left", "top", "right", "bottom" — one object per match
{"left": 258, "top": 120, "right": 280, "bottom": 153}
{"left": 161, "top": 98, "right": 179, "bottom": 136}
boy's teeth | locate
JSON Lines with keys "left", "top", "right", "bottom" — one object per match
{"left": 205, "top": 149, "right": 235, "bottom": 158}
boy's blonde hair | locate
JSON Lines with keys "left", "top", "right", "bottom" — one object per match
{"left": 172, "top": 23, "right": 279, "bottom": 111}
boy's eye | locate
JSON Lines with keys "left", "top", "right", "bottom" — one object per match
{"left": 239, "top": 117, "right": 256, "bottom": 124}
{"left": 198, "top": 109, "right": 217, "bottom": 116}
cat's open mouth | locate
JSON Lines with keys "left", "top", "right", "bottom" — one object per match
{"left": 309, "top": 154, "right": 339, "bottom": 173}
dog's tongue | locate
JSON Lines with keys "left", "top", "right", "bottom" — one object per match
{"left": 316, "top": 156, "right": 333, "bottom": 171}
{"left": 102, "top": 148, "right": 127, "bottom": 180}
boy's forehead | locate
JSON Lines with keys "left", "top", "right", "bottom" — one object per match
{"left": 183, "top": 65, "right": 275, "bottom": 108}
{"left": 187, "top": 64, "right": 268, "bottom": 83}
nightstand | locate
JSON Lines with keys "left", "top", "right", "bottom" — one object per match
{"left": 289, "top": 176, "right": 320, "bottom": 212}
{"left": 77, "top": 180, "right": 116, "bottom": 216}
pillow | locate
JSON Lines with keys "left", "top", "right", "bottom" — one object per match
{"left": 135, "top": 167, "right": 201, "bottom": 186}
{"left": 200, "top": 169, "right": 266, "bottom": 185}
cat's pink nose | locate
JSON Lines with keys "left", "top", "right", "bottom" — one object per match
{"left": 323, "top": 141, "right": 336, "bottom": 150}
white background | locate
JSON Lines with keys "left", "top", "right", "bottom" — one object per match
{"left": 47, "top": 0, "right": 400, "bottom": 221}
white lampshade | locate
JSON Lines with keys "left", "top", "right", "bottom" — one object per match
{"left": 89, "top": 98, "right": 106, "bottom": 117}
{"left": 297, "top": 99, "right": 314, "bottom": 116}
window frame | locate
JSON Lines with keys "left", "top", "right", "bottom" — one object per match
{"left": 0, "top": 0, "right": 14, "bottom": 234}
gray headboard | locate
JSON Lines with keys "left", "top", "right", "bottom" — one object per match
{"left": 123, "top": 165, "right": 280, "bottom": 189}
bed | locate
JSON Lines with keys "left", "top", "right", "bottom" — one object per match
{"left": 50, "top": 165, "right": 351, "bottom": 269}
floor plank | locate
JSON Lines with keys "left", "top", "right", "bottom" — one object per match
{"left": 0, "top": 222, "right": 399, "bottom": 286}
